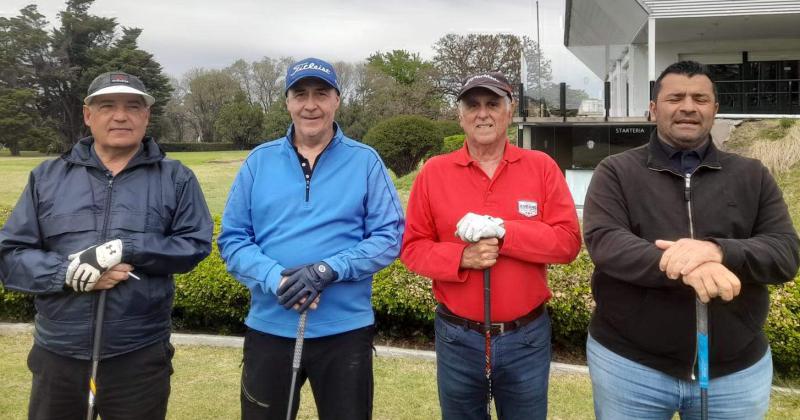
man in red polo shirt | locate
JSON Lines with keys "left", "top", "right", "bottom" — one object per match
{"left": 401, "top": 71, "right": 581, "bottom": 419}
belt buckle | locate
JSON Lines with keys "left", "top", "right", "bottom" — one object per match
{"left": 490, "top": 322, "right": 505, "bottom": 335}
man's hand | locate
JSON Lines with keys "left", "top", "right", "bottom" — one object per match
{"left": 277, "top": 262, "right": 337, "bottom": 312}
{"left": 655, "top": 239, "right": 723, "bottom": 280}
{"left": 93, "top": 264, "right": 135, "bottom": 290}
{"left": 278, "top": 277, "right": 321, "bottom": 311}
{"left": 678, "top": 261, "right": 741, "bottom": 303}
{"left": 65, "top": 239, "right": 124, "bottom": 292}
{"left": 460, "top": 238, "right": 500, "bottom": 270}
{"left": 455, "top": 213, "right": 505, "bottom": 243}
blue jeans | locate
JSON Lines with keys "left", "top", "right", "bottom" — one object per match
{"left": 587, "top": 334, "right": 772, "bottom": 420}
{"left": 435, "top": 308, "right": 551, "bottom": 420}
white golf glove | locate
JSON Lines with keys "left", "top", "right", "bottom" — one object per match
{"left": 455, "top": 212, "right": 506, "bottom": 243}
{"left": 65, "top": 239, "right": 123, "bottom": 292}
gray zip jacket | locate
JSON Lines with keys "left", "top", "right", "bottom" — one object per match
{"left": 0, "top": 137, "right": 212, "bottom": 359}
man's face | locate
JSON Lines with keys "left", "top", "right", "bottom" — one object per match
{"left": 83, "top": 93, "right": 150, "bottom": 151}
{"left": 650, "top": 73, "right": 719, "bottom": 150}
{"left": 458, "top": 88, "right": 513, "bottom": 147}
{"left": 286, "top": 78, "right": 340, "bottom": 141}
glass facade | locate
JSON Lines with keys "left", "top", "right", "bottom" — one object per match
{"left": 709, "top": 60, "right": 800, "bottom": 114}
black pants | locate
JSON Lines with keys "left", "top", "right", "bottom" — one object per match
{"left": 27, "top": 341, "right": 174, "bottom": 420}
{"left": 241, "top": 325, "right": 375, "bottom": 420}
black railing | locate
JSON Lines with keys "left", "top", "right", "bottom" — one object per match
{"left": 715, "top": 79, "right": 800, "bottom": 114}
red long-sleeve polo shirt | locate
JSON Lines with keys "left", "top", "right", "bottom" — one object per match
{"left": 400, "top": 141, "right": 581, "bottom": 322}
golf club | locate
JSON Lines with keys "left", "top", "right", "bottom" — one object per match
{"left": 696, "top": 299, "right": 709, "bottom": 420}
{"left": 484, "top": 268, "right": 492, "bottom": 417}
{"left": 86, "top": 289, "right": 108, "bottom": 420}
{"left": 286, "top": 311, "right": 308, "bottom": 420}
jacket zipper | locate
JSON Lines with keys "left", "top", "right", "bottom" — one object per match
{"left": 89, "top": 172, "right": 115, "bottom": 353}
{"left": 303, "top": 153, "right": 325, "bottom": 202}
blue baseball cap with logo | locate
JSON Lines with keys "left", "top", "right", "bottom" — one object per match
{"left": 285, "top": 57, "right": 340, "bottom": 96}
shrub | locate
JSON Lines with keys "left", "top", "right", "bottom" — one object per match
{"left": 426, "top": 120, "right": 463, "bottom": 158}
{"left": 0, "top": 206, "right": 35, "bottom": 321}
{"left": 1, "top": 206, "right": 799, "bottom": 377}
{"left": 779, "top": 118, "right": 796, "bottom": 129}
{"left": 434, "top": 120, "right": 463, "bottom": 140}
{"left": 172, "top": 216, "right": 249, "bottom": 333}
{"left": 548, "top": 250, "right": 595, "bottom": 349}
{"left": 372, "top": 260, "right": 436, "bottom": 336}
{"left": 157, "top": 142, "right": 243, "bottom": 152}
{"left": 441, "top": 134, "right": 465, "bottom": 154}
{"left": 766, "top": 278, "right": 800, "bottom": 376}
{"left": 363, "top": 115, "right": 441, "bottom": 177}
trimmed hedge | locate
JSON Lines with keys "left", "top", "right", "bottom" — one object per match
{"left": 157, "top": 142, "right": 248, "bottom": 152}
{"left": 363, "top": 115, "right": 442, "bottom": 177}
{"left": 441, "top": 134, "right": 466, "bottom": 154}
{"left": 1, "top": 208, "right": 799, "bottom": 376}
{"left": 172, "top": 216, "right": 249, "bottom": 334}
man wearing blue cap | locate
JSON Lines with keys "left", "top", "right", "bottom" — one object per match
{"left": 218, "top": 58, "right": 404, "bottom": 419}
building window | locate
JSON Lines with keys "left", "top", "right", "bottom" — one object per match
{"left": 709, "top": 60, "right": 800, "bottom": 115}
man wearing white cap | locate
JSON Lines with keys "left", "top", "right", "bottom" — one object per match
{"left": 219, "top": 58, "right": 404, "bottom": 419}
{"left": 0, "top": 71, "right": 213, "bottom": 419}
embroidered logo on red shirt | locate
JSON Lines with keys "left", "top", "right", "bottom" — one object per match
{"left": 518, "top": 200, "right": 538, "bottom": 217}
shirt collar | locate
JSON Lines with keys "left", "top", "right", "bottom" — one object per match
{"left": 657, "top": 136, "right": 710, "bottom": 174}
{"left": 453, "top": 138, "right": 523, "bottom": 166}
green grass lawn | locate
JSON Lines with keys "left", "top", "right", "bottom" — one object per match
{"left": 0, "top": 150, "right": 248, "bottom": 215}
{"left": 1, "top": 333, "right": 797, "bottom": 419}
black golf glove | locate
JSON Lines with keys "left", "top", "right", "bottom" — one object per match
{"left": 277, "top": 262, "right": 338, "bottom": 312}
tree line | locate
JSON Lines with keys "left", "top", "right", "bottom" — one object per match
{"left": 0, "top": 0, "right": 588, "bottom": 156}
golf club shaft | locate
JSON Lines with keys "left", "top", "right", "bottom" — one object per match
{"left": 86, "top": 290, "right": 108, "bottom": 420}
{"left": 483, "top": 268, "right": 492, "bottom": 417}
{"left": 696, "top": 298, "right": 709, "bottom": 420}
{"left": 286, "top": 311, "right": 308, "bottom": 420}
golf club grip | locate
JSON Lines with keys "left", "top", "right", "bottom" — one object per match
{"left": 696, "top": 299, "right": 709, "bottom": 420}
{"left": 292, "top": 312, "right": 308, "bottom": 369}
{"left": 696, "top": 299, "right": 709, "bottom": 387}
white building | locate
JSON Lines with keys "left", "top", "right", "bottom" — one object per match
{"left": 565, "top": 0, "right": 800, "bottom": 118}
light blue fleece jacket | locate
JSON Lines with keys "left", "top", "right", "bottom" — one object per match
{"left": 218, "top": 124, "right": 404, "bottom": 338}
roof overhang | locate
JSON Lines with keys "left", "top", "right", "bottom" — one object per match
{"left": 632, "top": 13, "right": 800, "bottom": 44}
{"left": 564, "top": 0, "right": 648, "bottom": 78}
{"left": 565, "top": 0, "right": 800, "bottom": 78}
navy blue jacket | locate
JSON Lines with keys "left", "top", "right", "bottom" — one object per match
{"left": 0, "top": 137, "right": 212, "bottom": 359}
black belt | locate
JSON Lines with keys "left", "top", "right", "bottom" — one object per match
{"left": 436, "top": 304, "right": 545, "bottom": 336}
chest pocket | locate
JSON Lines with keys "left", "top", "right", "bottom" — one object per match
{"left": 108, "top": 211, "right": 158, "bottom": 235}
{"left": 40, "top": 213, "right": 100, "bottom": 254}
{"left": 40, "top": 213, "right": 97, "bottom": 238}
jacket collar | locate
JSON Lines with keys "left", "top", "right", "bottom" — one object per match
{"left": 64, "top": 136, "right": 165, "bottom": 169}
{"left": 453, "top": 138, "right": 523, "bottom": 167}
{"left": 646, "top": 130, "right": 721, "bottom": 174}
{"left": 284, "top": 122, "right": 343, "bottom": 151}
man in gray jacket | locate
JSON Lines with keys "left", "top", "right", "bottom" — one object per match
{"left": 0, "top": 71, "right": 213, "bottom": 420}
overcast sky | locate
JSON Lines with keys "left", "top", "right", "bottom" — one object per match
{"left": 2, "top": 0, "right": 603, "bottom": 97}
